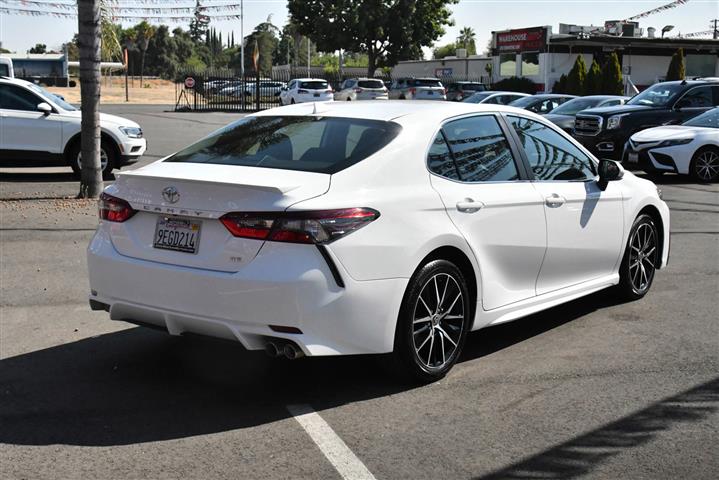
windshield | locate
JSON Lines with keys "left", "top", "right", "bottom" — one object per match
{"left": 462, "top": 92, "right": 493, "bottom": 103}
{"left": 551, "top": 97, "right": 605, "bottom": 115}
{"left": 508, "top": 96, "right": 541, "bottom": 108}
{"left": 27, "top": 83, "right": 77, "bottom": 111}
{"left": 627, "top": 83, "right": 684, "bottom": 107}
{"left": 299, "top": 81, "right": 328, "bottom": 90}
{"left": 166, "top": 116, "right": 402, "bottom": 174}
{"left": 683, "top": 108, "right": 719, "bottom": 128}
{"left": 0, "top": 64, "right": 9, "bottom": 76}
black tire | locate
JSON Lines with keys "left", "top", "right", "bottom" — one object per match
{"left": 68, "top": 139, "right": 116, "bottom": 179}
{"left": 290, "top": 98, "right": 296, "bottom": 104}
{"left": 390, "top": 259, "right": 471, "bottom": 383}
{"left": 616, "top": 214, "right": 659, "bottom": 300}
{"left": 690, "top": 146, "right": 719, "bottom": 183}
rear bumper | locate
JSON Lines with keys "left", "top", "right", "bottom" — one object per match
{"left": 87, "top": 226, "right": 407, "bottom": 356}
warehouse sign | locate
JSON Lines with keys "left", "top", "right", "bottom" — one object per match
{"left": 495, "top": 27, "right": 547, "bottom": 53}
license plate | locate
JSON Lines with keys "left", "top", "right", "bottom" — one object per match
{"left": 426, "top": 91, "right": 433, "bottom": 95}
{"left": 313, "top": 93, "right": 320, "bottom": 97}
{"left": 628, "top": 152, "right": 639, "bottom": 164}
{"left": 153, "top": 217, "right": 201, "bottom": 254}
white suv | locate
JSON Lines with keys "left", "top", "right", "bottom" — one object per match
{"left": 279, "top": 78, "right": 334, "bottom": 105}
{"left": 0, "top": 77, "right": 146, "bottom": 176}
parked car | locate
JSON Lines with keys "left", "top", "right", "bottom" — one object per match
{"left": 445, "top": 81, "right": 487, "bottom": 102}
{"left": 544, "top": 95, "right": 630, "bottom": 133}
{"left": 623, "top": 107, "right": 719, "bottom": 182}
{"left": 388, "top": 78, "right": 446, "bottom": 100}
{"left": 0, "top": 76, "right": 146, "bottom": 176}
{"left": 202, "top": 79, "right": 229, "bottom": 95}
{"left": 334, "top": 78, "right": 388, "bottom": 101}
{"left": 246, "top": 81, "right": 287, "bottom": 98}
{"left": 87, "top": 101, "right": 669, "bottom": 382}
{"left": 574, "top": 79, "right": 719, "bottom": 160}
{"left": 279, "top": 78, "right": 334, "bottom": 105}
{"left": 509, "top": 94, "right": 577, "bottom": 114}
{"left": 461, "top": 91, "right": 530, "bottom": 105}
{"left": 0, "top": 56, "right": 14, "bottom": 77}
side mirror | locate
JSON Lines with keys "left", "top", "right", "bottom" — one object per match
{"left": 597, "top": 158, "right": 624, "bottom": 191}
{"left": 37, "top": 102, "right": 52, "bottom": 115}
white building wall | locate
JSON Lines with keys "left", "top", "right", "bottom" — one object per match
{"left": 392, "top": 57, "right": 492, "bottom": 79}
{"left": 622, "top": 54, "right": 671, "bottom": 86}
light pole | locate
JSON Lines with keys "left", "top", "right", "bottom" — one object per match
{"left": 661, "top": 25, "right": 674, "bottom": 38}
{"left": 240, "top": 0, "right": 244, "bottom": 78}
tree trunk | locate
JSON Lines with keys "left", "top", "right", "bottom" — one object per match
{"left": 140, "top": 50, "right": 146, "bottom": 86}
{"left": 367, "top": 49, "right": 376, "bottom": 78}
{"left": 77, "top": 0, "right": 103, "bottom": 198}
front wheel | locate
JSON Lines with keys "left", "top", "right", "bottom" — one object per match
{"left": 616, "top": 214, "right": 659, "bottom": 300}
{"left": 390, "top": 259, "right": 471, "bottom": 383}
{"left": 690, "top": 147, "right": 719, "bottom": 183}
{"left": 68, "top": 139, "right": 116, "bottom": 179}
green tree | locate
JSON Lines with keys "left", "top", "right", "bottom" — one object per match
{"left": 137, "top": 22, "right": 155, "bottom": 85}
{"left": 243, "top": 22, "right": 280, "bottom": 75}
{"left": 565, "top": 55, "right": 587, "bottom": 96}
{"left": 601, "top": 51, "right": 623, "bottom": 95}
{"left": 585, "top": 58, "right": 602, "bottom": 95}
{"left": 189, "top": 18, "right": 208, "bottom": 43}
{"left": 457, "top": 26, "right": 476, "bottom": 55}
{"left": 666, "top": 48, "right": 685, "bottom": 81}
{"left": 433, "top": 43, "right": 458, "bottom": 59}
{"left": 29, "top": 43, "right": 47, "bottom": 54}
{"left": 552, "top": 73, "right": 568, "bottom": 93}
{"left": 288, "top": 0, "right": 457, "bottom": 77}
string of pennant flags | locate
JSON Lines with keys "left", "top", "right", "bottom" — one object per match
{"left": 1, "top": 0, "right": 244, "bottom": 13}
{"left": 0, "top": 6, "right": 244, "bottom": 22}
{"left": 623, "top": 0, "right": 690, "bottom": 22}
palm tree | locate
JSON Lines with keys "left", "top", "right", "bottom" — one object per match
{"left": 457, "top": 26, "right": 476, "bottom": 50}
{"left": 138, "top": 22, "right": 155, "bottom": 86}
{"left": 77, "top": 0, "right": 103, "bottom": 198}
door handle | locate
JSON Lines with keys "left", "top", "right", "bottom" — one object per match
{"left": 545, "top": 194, "right": 566, "bottom": 207}
{"left": 456, "top": 198, "right": 484, "bottom": 213}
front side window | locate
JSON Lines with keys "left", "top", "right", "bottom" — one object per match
{"left": 441, "top": 115, "right": 519, "bottom": 182}
{"left": 677, "top": 86, "right": 713, "bottom": 108}
{"left": 0, "top": 84, "right": 43, "bottom": 111}
{"left": 166, "top": 116, "right": 402, "bottom": 174}
{"left": 427, "top": 132, "right": 459, "bottom": 180}
{"left": 509, "top": 116, "right": 596, "bottom": 181}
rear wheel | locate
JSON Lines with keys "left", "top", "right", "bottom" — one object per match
{"left": 68, "top": 139, "right": 116, "bottom": 179}
{"left": 290, "top": 98, "right": 296, "bottom": 104}
{"left": 616, "top": 214, "right": 659, "bottom": 300}
{"left": 390, "top": 260, "right": 470, "bottom": 383}
{"left": 690, "top": 147, "right": 719, "bottom": 183}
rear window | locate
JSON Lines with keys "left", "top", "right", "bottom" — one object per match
{"left": 300, "top": 81, "right": 328, "bottom": 90}
{"left": 0, "top": 65, "right": 9, "bottom": 76}
{"left": 459, "top": 83, "right": 485, "bottom": 91}
{"left": 409, "top": 79, "right": 442, "bottom": 87}
{"left": 358, "top": 80, "right": 384, "bottom": 89}
{"left": 166, "top": 116, "right": 402, "bottom": 174}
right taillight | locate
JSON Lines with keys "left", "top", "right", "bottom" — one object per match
{"left": 98, "top": 193, "right": 136, "bottom": 222}
{"left": 220, "top": 208, "right": 380, "bottom": 244}
{"left": 409, "top": 87, "right": 416, "bottom": 96}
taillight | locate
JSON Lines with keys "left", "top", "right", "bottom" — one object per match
{"left": 297, "top": 89, "right": 308, "bottom": 94}
{"left": 409, "top": 87, "right": 416, "bottom": 96}
{"left": 220, "top": 208, "right": 379, "bottom": 244}
{"left": 98, "top": 193, "right": 136, "bottom": 223}
{"left": 444, "top": 88, "right": 448, "bottom": 95}
{"left": 354, "top": 88, "right": 363, "bottom": 93}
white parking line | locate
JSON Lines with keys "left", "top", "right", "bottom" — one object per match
{"left": 287, "top": 404, "right": 377, "bottom": 480}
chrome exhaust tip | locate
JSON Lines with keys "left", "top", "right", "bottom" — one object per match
{"left": 283, "top": 343, "right": 304, "bottom": 360}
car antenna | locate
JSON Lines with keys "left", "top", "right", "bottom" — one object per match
{"left": 680, "top": 79, "right": 687, "bottom": 85}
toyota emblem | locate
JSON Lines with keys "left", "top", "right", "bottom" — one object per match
{"left": 162, "top": 186, "right": 180, "bottom": 204}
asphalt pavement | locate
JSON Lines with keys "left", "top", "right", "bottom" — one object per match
{"left": 1, "top": 105, "right": 718, "bottom": 479}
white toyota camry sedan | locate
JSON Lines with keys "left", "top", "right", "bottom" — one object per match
{"left": 88, "top": 101, "right": 670, "bottom": 382}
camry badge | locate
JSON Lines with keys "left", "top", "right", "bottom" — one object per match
{"left": 162, "top": 186, "right": 180, "bottom": 204}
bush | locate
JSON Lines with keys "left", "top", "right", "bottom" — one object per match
{"left": 666, "top": 48, "right": 685, "bottom": 81}
{"left": 552, "top": 74, "right": 568, "bottom": 93}
{"left": 565, "top": 55, "right": 587, "bottom": 96}
{"left": 585, "top": 59, "right": 602, "bottom": 95}
{"left": 601, "top": 52, "right": 623, "bottom": 96}
{"left": 492, "top": 76, "right": 537, "bottom": 94}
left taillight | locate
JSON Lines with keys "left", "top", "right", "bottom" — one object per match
{"left": 98, "top": 193, "right": 136, "bottom": 222}
{"left": 220, "top": 208, "right": 380, "bottom": 244}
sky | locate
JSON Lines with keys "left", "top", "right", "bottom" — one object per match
{"left": 0, "top": 0, "right": 717, "bottom": 55}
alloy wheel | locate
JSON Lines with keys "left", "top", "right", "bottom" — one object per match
{"left": 628, "top": 222, "right": 657, "bottom": 294}
{"left": 412, "top": 273, "right": 465, "bottom": 370}
{"left": 694, "top": 150, "right": 719, "bottom": 181}
{"left": 76, "top": 148, "right": 108, "bottom": 172}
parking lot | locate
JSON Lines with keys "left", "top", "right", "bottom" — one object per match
{"left": 1, "top": 105, "right": 718, "bottom": 479}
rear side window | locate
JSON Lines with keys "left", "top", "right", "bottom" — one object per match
{"left": 358, "top": 80, "right": 384, "bottom": 89}
{"left": 166, "top": 116, "right": 402, "bottom": 174}
{"left": 0, "top": 84, "right": 42, "bottom": 111}
{"left": 300, "top": 81, "right": 328, "bottom": 90}
{"left": 508, "top": 116, "right": 596, "bottom": 181}
{"left": 441, "top": 115, "right": 519, "bottom": 182}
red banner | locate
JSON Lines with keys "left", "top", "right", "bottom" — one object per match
{"left": 495, "top": 27, "right": 547, "bottom": 53}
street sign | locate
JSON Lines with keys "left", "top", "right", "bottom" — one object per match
{"left": 184, "top": 77, "right": 196, "bottom": 89}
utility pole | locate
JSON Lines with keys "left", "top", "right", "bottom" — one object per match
{"left": 307, "top": 37, "right": 311, "bottom": 78}
{"left": 240, "top": 0, "right": 244, "bottom": 78}
{"left": 712, "top": 19, "right": 719, "bottom": 39}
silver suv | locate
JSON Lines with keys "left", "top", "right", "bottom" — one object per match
{"left": 389, "top": 78, "right": 446, "bottom": 101}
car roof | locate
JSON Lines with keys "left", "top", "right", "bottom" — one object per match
{"left": 530, "top": 94, "right": 577, "bottom": 99}
{"left": 292, "top": 78, "right": 328, "bottom": 82}
{"left": 0, "top": 76, "right": 33, "bottom": 87}
{"left": 255, "top": 100, "right": 539, "bottom": 123}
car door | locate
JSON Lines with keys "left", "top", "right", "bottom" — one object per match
{"left": 0, "top": 83, "right": 63, "bottom": 156}
{"left": 672, "top": 85, "right": 719, "bottom": 123}
{"left": 506, "top": 114, "right": 624, "bottom": 295}
{"left": 428, "top": 113, "right": 547, "bottom": 310}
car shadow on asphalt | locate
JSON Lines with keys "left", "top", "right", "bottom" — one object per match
{"left": 473, "top": 375, "right": 719, "bottom": 480}
{"left": 0, "top": 172, "right": 116, "bottom": 183}
{"left": 0, "top": 290, "right": 632, "bottom": 447}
